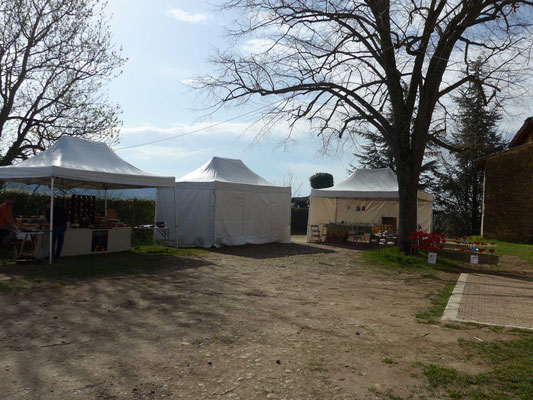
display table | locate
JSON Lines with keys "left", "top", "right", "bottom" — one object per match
{"left": 61, "top": 227, "right": 132, "bottom": 257}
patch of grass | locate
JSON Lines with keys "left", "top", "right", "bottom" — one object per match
{"left": 382, "top": 357, "right": 399, "bottom": 365}
{"left": 509, "top": 328, "right": 533, "bottom": 336}
{"left": 444, "top": 323, "right": 467, "bottom": 330}
{"left": 363, "top": 247, "right": 461, "bottom": 272}
{"left": 415, "top": 281, "right": 456, "bottom": 324}
{"left": 368, "top": 387, "right": 410, "bottom": 400}
{"left": 130, "top": 245, "right": 209, "bottom": 256}
{"left": 488, "top": 325, "right": 504, "bottom": 333}
{"left": 420, "top": 273, "right": 441, "bottom": 280}
{"left": 420, "top": 336, "right": 533, "bottom": 399}
{"left": 0, "top": 281, "right": 15, "bottom": 291}
{"left": 472, "top": 237, "right": 533, "bottom": 266}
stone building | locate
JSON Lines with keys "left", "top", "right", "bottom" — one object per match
{"left": 475, "top": 118, "right": 533, "bottom": 242}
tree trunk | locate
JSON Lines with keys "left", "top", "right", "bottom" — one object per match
{"left": 396, "top": 166, "right": 420, "bottom": 254}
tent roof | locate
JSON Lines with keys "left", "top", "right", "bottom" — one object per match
{"left": 0, "top": 136, "right": 175, "bottom": 189}
{"left": 178, "top": 157, "right": 275, "bottom": 186}
{"left": 311, "top": 168, "right": 433, "bottom": 201}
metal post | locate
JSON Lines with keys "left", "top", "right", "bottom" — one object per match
{"left": 104, "top": 189, "right": 108, "bottom": 216}
{"left": 173, "top": 185, "right": 179, "bottom": 249}
{"left": 49, "top": 177, "right": 55, "bottom": 264}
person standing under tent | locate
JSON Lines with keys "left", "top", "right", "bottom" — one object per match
{"left": 0, "top": 194, "right": 17, "bottom": 245}
{"left": 45, "top": 199, "right": 67, "bottom": 259}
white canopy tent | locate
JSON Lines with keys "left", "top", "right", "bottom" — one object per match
{"left": 156, "top": 157, "right": 291, "bottom": 248}
{"left": 308, "top": 168, "right": 433, "bottom": 239}
{"left": 0, "top": 136, "right": 176, "bottom": 263}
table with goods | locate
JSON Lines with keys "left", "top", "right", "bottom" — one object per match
{"left": 409, "top": 232, "right": 498, "bottom": 264}
{"left": 324, "top": 223, "right": 394, "bottom": 245}
{"left": 15, "top": 195, "right": 131, "bottom": 261}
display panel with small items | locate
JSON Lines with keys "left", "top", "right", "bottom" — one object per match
{"left": 16, "top": 195, "right": 128, "bottom": 231}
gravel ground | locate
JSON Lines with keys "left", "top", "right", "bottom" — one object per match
{"left": 0, "top": 240, "right": 525, "bottom": 399}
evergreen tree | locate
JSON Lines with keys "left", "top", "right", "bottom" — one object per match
{"left": 355, "top": 131, "right": 395, "bottom": 170}
{"left": 351, "top": 131, "right": 440, "bottom": 192}
{"left": 435, "top": 65, "right": 507, "bottom": 236}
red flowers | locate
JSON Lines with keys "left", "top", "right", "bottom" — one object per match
{"left": 409, "top": 232, "right": 496, "bottom": 254}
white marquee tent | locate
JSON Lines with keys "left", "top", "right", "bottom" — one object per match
{"left": 156, "top": 157, "right": 291, "bottom": 248}
{"left": 0, "top": 136, "right": 176, "bottom": 262}
{"left": 308, "top": 168, "right": 433, "bottom": 239}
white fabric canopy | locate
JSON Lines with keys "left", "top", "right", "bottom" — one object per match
{"left": 311, "top": 167, "right": 433, "bottom": 201}
{"left": 156, "top": 157, "right": 291, "bottom": 248}
{"left": 0, "top": 136, "right": 175, "bottom": 189}
{"left": 308, "top": 168, "right": 433, "bottom": 234}
{"left": 0, "top": 136, "right": 177, "bottom": 264}
{"left": 178, "top": 156, "right": 273, "bottom": 185}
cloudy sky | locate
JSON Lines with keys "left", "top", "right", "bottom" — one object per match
{"left": 105, "top": 0, "right": 531, "bottom": 196}
{"left": 104, "top": 0, "right": 357, "bottom": 196}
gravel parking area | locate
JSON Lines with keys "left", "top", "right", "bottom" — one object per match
{"left": 0, "top": 241, "right": 526, "bottom": 399}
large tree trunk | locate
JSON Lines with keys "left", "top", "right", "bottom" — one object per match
{"left": 396, "top": 165, "right": 420, "bottom": 254}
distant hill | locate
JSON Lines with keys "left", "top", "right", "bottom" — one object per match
{"left": 4, "top": 182, "right": 156, "bottom": 200}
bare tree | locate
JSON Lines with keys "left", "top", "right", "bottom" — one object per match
{"left": 282, "top": 168, "right": 303, "bottom": 196}
{"left": 197, "top": 0, "right": 533, "bottom": 252}
{"left": 0, "top": 0, "right": 125, "bottom": 165}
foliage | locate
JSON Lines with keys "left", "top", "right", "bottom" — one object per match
{"left": 0, "top": 0, "right": 125, "bottom": 165}
{"left": 352, "top": 128, "right": 441, "bottom": 192}
{"left": 130, "top": 245, "right": 208, "bottom": 257}
{"left": 291, "top": 196, "right": 309, "bottom": 208}
{"left": 291, "top": 207, "right": 308, "bottom": 235}
{"left": 309, "top": 172, "right": 334, "bottom": 189}
{"left": 102, "top": 198, "right": 155, "bottom": 227}
{"left": 0, "top": 190, "right": 155, "bottom": 227}
{"left": 434, "top": 62, "right": 507, "bottom": 236}
{"left": 197, "top": 0, "right": 533, "bottom": 253}
{"left": 362, "top": 247, "right": 460, "bottom": 272}
{"left": 473, "top": 237, "right": 533, "bottom": 266}
{"left": 420, "top": 336, "right": 533, "bottom": 399}
{"left": 354, "top": 131, "right": 395, "bottom": 170}
{"left": 415, "top": 281, "right": 456, "bottom": 324}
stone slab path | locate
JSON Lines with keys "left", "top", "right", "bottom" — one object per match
{"left": 442, "top": 273, "right": 533, "bottom": 330}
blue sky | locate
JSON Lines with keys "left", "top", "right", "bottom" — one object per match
{"left": 104, "top": 1, "right": 530, "bottom": 196}
{"left": 105, "top": 0, "right": 356, "bottom": 196}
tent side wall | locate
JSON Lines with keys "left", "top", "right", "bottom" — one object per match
{"left": 307, "top": 196, "right": 433, "bottom": 240}
{"left": 156, "top": 181, "right": 291, "bottom": 248}
{"left": 155, "top": 184, "right": 215, "bottom": 248}
{"left": 213, "top": 182, "right": 291, "bottom": 247}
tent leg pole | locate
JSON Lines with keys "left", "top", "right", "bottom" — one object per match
{"left": 49, "top": 177, "right": 55, "bottom": 265}
{"left": 104, "top": 189, "right": 108, "bottom": 217}
{"left": 174, "top": 186, "right": 178, "bottom": 249}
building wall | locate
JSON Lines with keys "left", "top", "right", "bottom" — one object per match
{"left": 482, "top": 144, "right": 533, "bottom": 243}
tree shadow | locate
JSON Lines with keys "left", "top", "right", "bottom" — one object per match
{"left": 0, "top": 251, "right": 213, "bottom": 283}
{"left": 210, "top": 242, "right": 335, "bottom": 259}
{"left": 0, "top": 256, "right": 232, "bottom": 399}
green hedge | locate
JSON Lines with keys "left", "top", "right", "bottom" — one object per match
{"left": 291, "top": 207, "right": 308, "bottom": 235}
{"left": 0, "top": 190, "right": 155, "bottom": 227}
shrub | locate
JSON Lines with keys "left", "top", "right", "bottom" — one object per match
{"left": 309, "top": 172, "right": 334, "bottom": 189}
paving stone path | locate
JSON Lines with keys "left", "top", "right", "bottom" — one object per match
{"left": 442, "top": 273, "right": 533, "bottom": 330}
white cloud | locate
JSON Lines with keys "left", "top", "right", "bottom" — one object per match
{"left": 241, "top": 39, "right": 276, "bottom": 54}
{"left": 120, "top": 145, "right": 203, "bottom": 162}
{"left": 119, "top": 118, "right": 312, "bottom": 142}
{"left": 167, "top": 9, "right": 210, "bottom": 24}
{"left": 119, "top": 121, "right": 253, "bottom": 137}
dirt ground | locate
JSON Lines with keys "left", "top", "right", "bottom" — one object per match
{"left": 0, "top": 239, "right": 528, "bottom": 399}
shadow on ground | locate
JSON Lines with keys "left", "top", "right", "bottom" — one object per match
{"left": 0, "top": 251, "right": 213, "bottom": 282}
{"left": 210, "top": 242, "right": 336, "bottom": 259}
